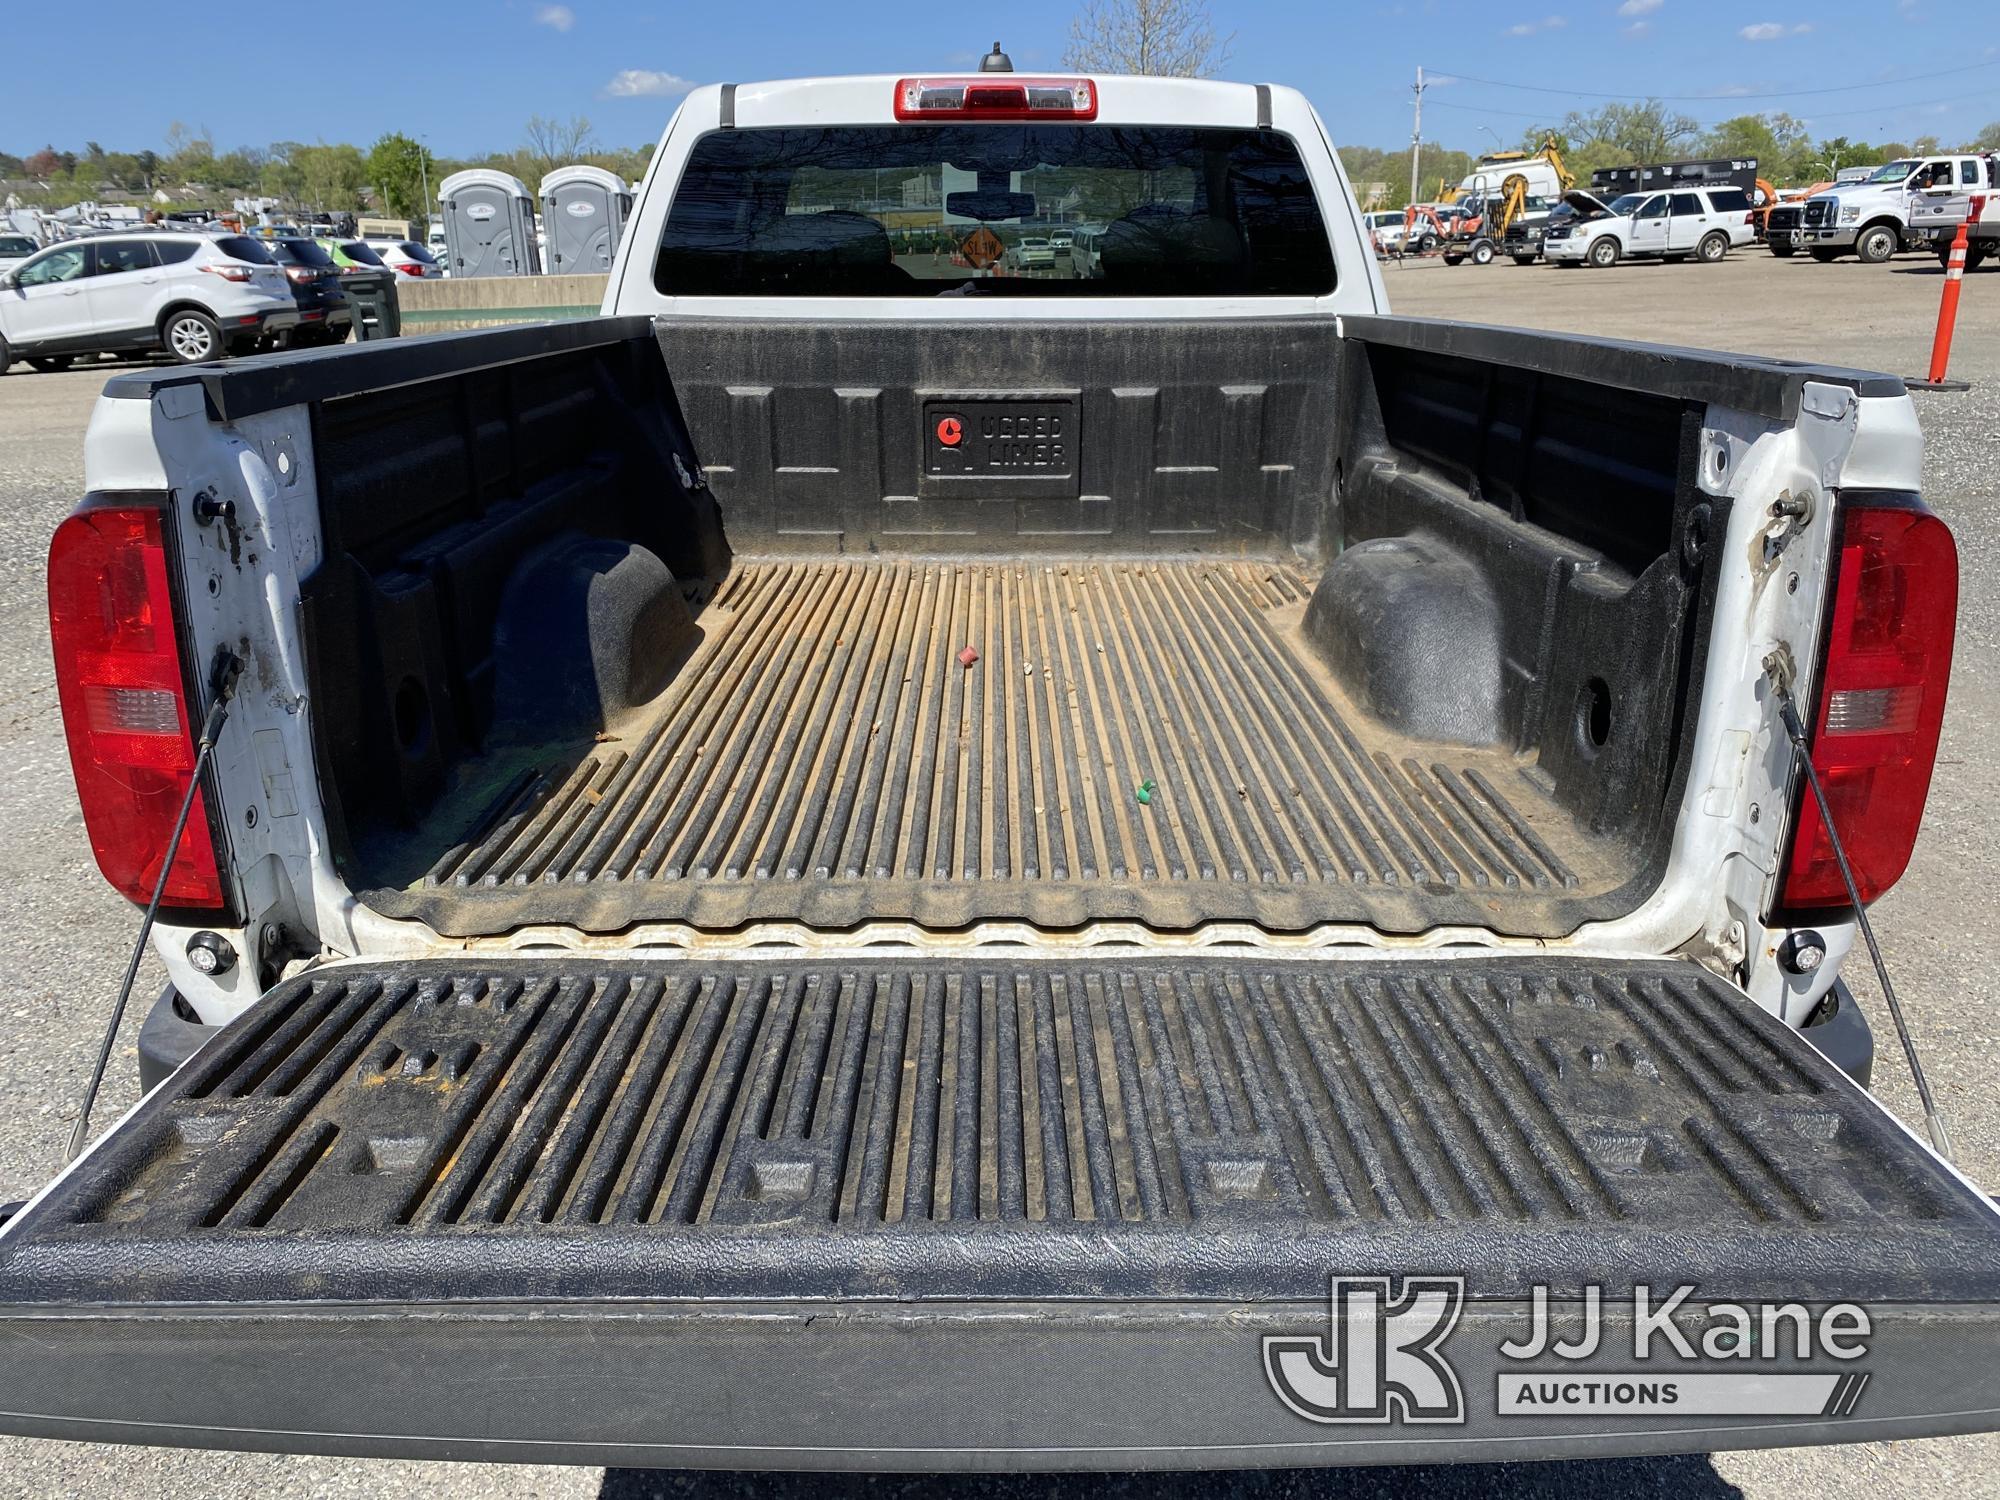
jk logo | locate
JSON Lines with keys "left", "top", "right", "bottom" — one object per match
{"left": 1264, "top": 1276, "right": 1467, "bottom": 1425}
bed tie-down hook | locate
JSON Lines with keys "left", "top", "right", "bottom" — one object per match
{"left": 1762, "top": 487, "right": 1813, "bottom": 563}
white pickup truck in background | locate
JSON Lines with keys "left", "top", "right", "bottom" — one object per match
{"left": 1800, "top": 151, "right": 1999, "bottom": 262}
{"left": 1911, "top": 166, "right": 1999, "bottom": 270}
{"left": 0, "top": 64, "right": 1992, "bottom": 1471}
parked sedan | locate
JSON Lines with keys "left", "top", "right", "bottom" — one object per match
{"left": 0, "top": 235, "right": 37, "bottom": 275}
{"left": 320, "top": 239, "right": 392, "bottom": 276}
{"left": 262, "top": 237, "right": 352, "bottom": 348}
{"left": 366, "top": 239, "right": 444, "bottom": 280}
{"left": 1007, "top": 236, "right": 1056, "bottom": 271}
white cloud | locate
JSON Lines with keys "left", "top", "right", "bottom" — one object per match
{"left": 601, "top": 69, "right": 694, "bottom": 98}
{"left": 1504, "top": 14, "right": 1567, "bottom": 35}
{"left": 1618, "top": 0, "right": 1663, "bottom": 14}
{"left": 1623, "top": 20, "right": 1650, "bottom": 33}
{"left": 534, "top": 4, "right": 574, "bottom": 30}
{"left": 1738, "top": 18, "right": 1809, "bottom": 38}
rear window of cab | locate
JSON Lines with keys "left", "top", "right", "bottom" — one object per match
{"left": 655, "top": 124, "right": 1336, "bottom": 298}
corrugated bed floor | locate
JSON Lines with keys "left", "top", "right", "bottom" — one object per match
{"left": 11, "top": 957, "right": 1992, "bottom": 1305}
{"left": 383, "top": 560, "right": 1626, "bottom": 936}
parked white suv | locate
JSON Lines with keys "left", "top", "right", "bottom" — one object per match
{"left": 0, "top": 231, "right": 298, "bottom": 373}
{"left": 1542, "top": 184, "right": 1756, "bottom": 268}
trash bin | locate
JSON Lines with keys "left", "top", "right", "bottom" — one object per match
{"left": 539, "top": 165, "right": 632, "bottom": 273}
{"left": 438, "top": 168, "right": 542, "bottom": 278}
{"left": 342, "top": 269, "right": 402, "bottom": 341}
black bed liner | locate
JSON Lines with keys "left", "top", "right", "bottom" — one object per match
{"left": 373, "top": 558, "right": 1622, "bottom": 938}
{"left": 3, "top": 952, "right": 1998, "bottom": 1464}
{"left": 9, "top": 953, "right": 1996, "bottom": 1304}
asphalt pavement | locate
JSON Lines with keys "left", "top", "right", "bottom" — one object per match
{"left": 0, "top": 246, "right": 1994, "bottom": 1496}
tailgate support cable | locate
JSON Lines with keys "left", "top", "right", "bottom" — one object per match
{"left": 1768, "top": 662, "right": 1954, "bottom": 1163}
{"left": 65, "top": 649, "right": 242, "bottom": 1165}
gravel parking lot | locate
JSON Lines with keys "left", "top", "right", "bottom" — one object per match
{"left": 0, "top": 246, "right": 1994, "bottom": 1498}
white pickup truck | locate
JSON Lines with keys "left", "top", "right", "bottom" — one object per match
{"left": 1910, "top": 165, "right": 1999, "bottom": 271}
{"left": 1799, "top": 152, "right": 1998, "bottom": 262}
{"left": 1, "top": 66, "right": 1992, "bottom": 1471}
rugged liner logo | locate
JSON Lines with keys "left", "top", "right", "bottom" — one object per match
{"left": 1264, "top": 1277, "right": 1873, "bottom": 1424}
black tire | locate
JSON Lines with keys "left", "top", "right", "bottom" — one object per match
{"left": 1470, "top": 239, "right": 1495, "bottom": 266}
{"left": 1697, "top": 231, "right": 1730, "bottom": 264}
{"left": 1809, "top": 248, "right": 1842, "bottom": 263}
{"left": 161, "top": 309, "right": 223, "bottom": 364}
{"left": 25, "top": 354, "right": 74, "bottom": 373}
{"left": 1441, "top": 253, "right": 1464, "bottom": 266}
{"left": 1586, "top": 236, "right": 1619, "bottom": 268}
{"left": 1512, "top": 255, "right": 1538, "bottom": 266}
{"left": 1769, "top": 243, "right": 1796, "bottom": 258}
{"left": 0, "top": 333, "right": 10, "bottom": 377}
{"left": 1417, "top": 233, "right": 1437, "bottom": 253}
{"left": 1856, "top": 224, "right": 1899, "bottom": 264}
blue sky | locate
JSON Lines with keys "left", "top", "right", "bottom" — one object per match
{"left": 7, "top": 0, "right": 1996, "bottom": 159}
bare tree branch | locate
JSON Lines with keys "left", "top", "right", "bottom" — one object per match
{"left": 522, "top": 114, "right": 597, "bottom": 182}
{"left": 1063, "top": 0, "right": 1235, "bottom": 78}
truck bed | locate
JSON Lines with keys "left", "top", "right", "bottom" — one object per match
{"left": 283, "top": 317, "right": 1731, "bottom": 942}
{"left": 392, "top": 556, "right": 1604, "bottom": 936}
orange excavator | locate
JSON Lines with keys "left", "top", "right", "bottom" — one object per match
{"left": 1401, "top": 136, "right": 1575, "bottom": 265}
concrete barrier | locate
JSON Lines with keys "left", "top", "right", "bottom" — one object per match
{"left": 394, "top": 273, "right": 611, "bottom": 335}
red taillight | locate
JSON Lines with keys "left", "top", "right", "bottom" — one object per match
{"left": 202, "top": 262, "right": 255, "bottom": 282}
{"left": 1779, "top": 499, "right": 1958, "bottom": 911}
{"left": 48, "top": 502, "right": 224, "bottom": 909}
{"left": 894, "top": 76, "right": 1098, "bottom": 121}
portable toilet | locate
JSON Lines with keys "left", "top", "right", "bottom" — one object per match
{"left": 438, "top": 168, "right": 542, "bottom": 278}
{"left": 539, "top": 165, "right": 632, "bottom": 274}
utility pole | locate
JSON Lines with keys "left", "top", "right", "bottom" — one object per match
{"left": 1408, "top": 66, "right": 1427, "bottom": 208}
{"left": 419, "top": 137, "right": 431, "bottom": 224}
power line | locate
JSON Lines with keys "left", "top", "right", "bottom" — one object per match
{"left": 1418, "top": 57, "right": 1999, "bottom": 103}
{"left": 1426, "top": 89, "right": 1998, "bottom": 128}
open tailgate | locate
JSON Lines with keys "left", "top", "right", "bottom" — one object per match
{"left": 0, "top": 954, "right": 1996, "bottom": 1469}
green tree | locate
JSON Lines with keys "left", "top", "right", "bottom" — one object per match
{"left": 1557, "top": 100, "right": 1701, "bottom": 169}
{"left": 210, "top": 149, "right": 264, "bottom": 189}
{"left": 162, "top": 121, "right": 214, "bottom": 184}
{"left": 102, "top": 152, "right": 145, "bottom": 191}
{"left": 1810, "top": 136, "right": 1877, "bottom": 176}
{"left": 1978, "top": 121, "right": 2000, "bottom": 151}
{"left": 1700, "top": 113, "right": 1811, "bottom": 182}
{"left": 291, "top": 143, "right": 369, "bottom": 213}
{"left": 368, "top": 133, "right": 433, "bottom": 218}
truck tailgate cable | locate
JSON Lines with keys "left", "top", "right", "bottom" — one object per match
{"left": 65, "top": 649, "right": 242, "bottom": 1164}
{"left": 1768, "top": 663, "right": 1953, "bottom": 1163}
